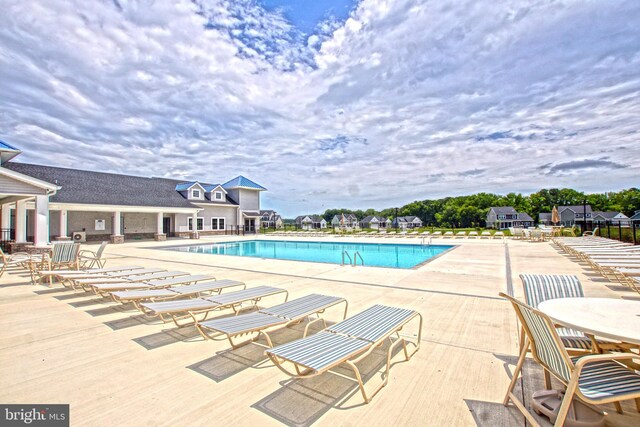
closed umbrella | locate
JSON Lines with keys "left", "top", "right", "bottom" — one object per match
{"left": 551, "top": 206, "right": 560, "bottom": 225}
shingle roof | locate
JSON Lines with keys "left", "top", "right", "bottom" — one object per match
{"left": 3, "top": 162, "right": 239, "bottom": 209}
{"left": 592, "top": 211, "right": 623, "bottom": 219}
{"left": 517, "top": 212, "right": 533, "bottom": 221}
{"left": 560, "top": 205, "right": 593, "bottom": 213}
{"left": 222, "top": 176, "right": 266, "bottom": 191}
{"left": 631, "top": 210, "right": 640, "bottom": 221}
{"left": 539, "top": 213, "right": 552, "bottom": 220}
{"left": 490, "top": 206, "right": 518, "bottom": 214}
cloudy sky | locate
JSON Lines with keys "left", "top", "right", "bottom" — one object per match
{"left": 1, "top": 0, "right": 639, "bottom": 216}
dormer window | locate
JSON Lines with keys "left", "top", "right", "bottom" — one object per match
{"left": 192, "top": 189, "right": 201, "bottom": 199}
{"left": 214, "top": 191, "right": 223, "bottom": 200}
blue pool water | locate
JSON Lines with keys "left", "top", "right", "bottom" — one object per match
{"left": 166, "top": 240, "right": 454, "bottom": 269}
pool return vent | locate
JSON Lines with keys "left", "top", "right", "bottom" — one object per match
{"left": 342, "top": 250, "right": 364, "bottom": 266}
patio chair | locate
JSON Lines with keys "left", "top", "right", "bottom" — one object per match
{"left": 431, "top": 231, "right": 442, "bottom": 238}
{"left": 480, "top": 231, "right": 492, "bottom": 239}
{"left": 442, "top": 231, "right": 454, "bottom": 238}
{"left": 0, "top": 247, "right": 32, "bottom": 278}
{"left": 494, "top": 231, "right": 504, "bottom": 239}
{"left": 455, "top": 231, "right": 467, "bottom": 239}
{"left": 110, "top": 279, "right": 246, "bottom": 307}
{"left": 78, "top": 241, "right": 108, "bottom": 269}
{"left": 265, "top": 304, "right": 422, "bottom": 404}
{"left": 519, "top": 274, "right": 628, "bottom": 354}
{"left": 34, "top": 242, "right": 81, "bottom": 285}
{"left": 468, "top": 231, "right": 478, "bottom": 239}
{"left": 139, "top": 286, "right": 289, "bottom": 327}
{"left": 196, "top": 293, "right": 348, "bottom": 348}
{"left": 500, "top": 293, "right": 640, "bottom": 426}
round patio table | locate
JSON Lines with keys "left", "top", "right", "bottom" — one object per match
{"left": 538, "top": 297, "right": 640, "bottom": 346}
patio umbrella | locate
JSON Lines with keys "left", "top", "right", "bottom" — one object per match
{"left": 551, "top": 206, "right": 560, "bottom": 225}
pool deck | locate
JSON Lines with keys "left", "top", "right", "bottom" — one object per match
{"left": 1, "top": 236, "right": 638, "bottom": 426}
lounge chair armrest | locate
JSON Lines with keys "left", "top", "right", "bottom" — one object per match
{"left": 79, "top": 250, "right": 97, "bottom": 257}
{"left": 574, "top": 352, "right": 639, "bottom": 370}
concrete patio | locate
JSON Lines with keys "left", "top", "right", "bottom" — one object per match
{"left": 1, "top": 236, "right": 638, "bottom": 426}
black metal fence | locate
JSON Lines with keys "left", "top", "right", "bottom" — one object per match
{"left": 1, "top": 228, "right": 15, "bottom": 252}
{"left": 597, "top": 221, "right": 639, "bottom": 245}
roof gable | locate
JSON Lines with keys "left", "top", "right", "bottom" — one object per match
{"left": 222, "top": 175, "right": 267, "bottom": 191}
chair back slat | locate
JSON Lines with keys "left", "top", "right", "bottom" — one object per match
{"left": 52, "top": 242, "right": 80, "bottom": 263}
{"left": 502, "top": 293, "right": 573, "bottom": 383}
{"left": 520, "top": 274, "right": 583, "bottom": 308}
{"left": 95, "top": 241, "right": 109, "bottom": 259}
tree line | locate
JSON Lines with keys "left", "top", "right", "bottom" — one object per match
{"left": 315, "top": 188, "right": 640, "bottom": 228}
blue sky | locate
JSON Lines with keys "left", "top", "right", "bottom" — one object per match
{"left": 0, "top": 1, "right": 639, "bottom": 217}
{"left": 259, "top": 0, "right": 355, "bottom": 34}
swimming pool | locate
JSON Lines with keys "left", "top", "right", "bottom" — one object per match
{"left": 166, "top": 240, "right": 454, "bottom": 269}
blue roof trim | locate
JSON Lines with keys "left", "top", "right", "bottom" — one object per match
{"left": 202, "top": 184, "right": 222, "bottom": 192}
{"left": 175, "top": 181, "right": 198, "bottom": 191}
{"left": 0, "top": 140, "right": 19, "bottom": 151}
{"left": 222, "top": 175, "right": 267, "bottom": 191}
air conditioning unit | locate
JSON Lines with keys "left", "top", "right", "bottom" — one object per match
{"left": 72, "top": 231, "right": 86, "bottom": 242}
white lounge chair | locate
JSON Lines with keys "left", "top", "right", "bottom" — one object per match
{"left": 266, "top": 304, "right": 422, "bottom": 404}
{"left": 196, "top": 293, "right": 348, "bottom": 348}
{"left": 139, "top": 286, "right": 289, "bottom": 327}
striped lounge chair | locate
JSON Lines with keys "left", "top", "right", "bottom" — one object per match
{"left": 87, "top": 271, "right": 190, "bottom": 295}
{"left": 265, "top": 304, "right": 422, "bottom": 404}
{"left": 196, "top": 293, "right": 348, "bottom": 348}
{"left": 110, "top": 278, "right": 245, "bottom": 307}
{"left": 139, "top": 286, "right": 289, "bottom": 327}
{"left": 39, "top": 265, "right": 145, "bottom": 287}
{"left": 519, "top": 274, "right": 626, "bottom": 353}
{"left": 500, "top": 293, "right": 640, "bottom": 426}
{"left": 69, "top": 267, "right": 167, "bottom": 290}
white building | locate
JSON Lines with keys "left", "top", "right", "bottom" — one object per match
{"left": 0, "top": 142, "right": 266, "bottom": 250}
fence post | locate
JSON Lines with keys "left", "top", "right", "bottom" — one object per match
{"left": 618, "top": 222, "right": 623, "bottom": 242}
{"left": 633, "top": 222, "right": 637, "bottom": 245}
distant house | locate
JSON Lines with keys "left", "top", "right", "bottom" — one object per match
{"left": 538, "top": 205, "right": 593, "bottom": 227}
{"left": 592, "top": 211, "right": 630, "bottom": 227}
{"left": 360, "top": 215, "right": 389, "bottom": 230}
{"left": 260, "top": 210, "right": 283, "bottom": 229}
{"left": 392, "top": 216, "right": 423, "bottom": 229}
{"left": 295, "top": 215, "right": 327, "bottom": 230}
{"left": 630, "top": 210, "right": 640, "bottom": 223}
{"left": 539, "top": 212, "right": 552, "bottom": 226}
{"left": 331, "top": 213, "right": 358, "bottom": 228}
{"left": 486, "top": 207, "right": 533, "bottom": 229}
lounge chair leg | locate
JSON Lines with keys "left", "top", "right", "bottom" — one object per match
{"left": 614, "top": 401, "right": 623, "bottom": 414}
{"left": 504, "top": 337, "right": 528, "bottom": 406}
{"left": 544, "top": 369, "right": 552, "bottom": 390}
{"left": 635, "top": 398, "right": 640, "bottom": 412}
{"left": 555, "top": 377, "right": 578, "bottom": 427}
{"left": 345, "top": 360, "right": 371, "bottom": 404}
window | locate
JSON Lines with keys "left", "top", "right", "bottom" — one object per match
{"left": 498, "top": 214, "right": 506, "bottom": 220}
{"left": 211, "top": 217, "right": 225, "bottom": 230}
{"left": 214, "top": 192, "right": 223, "bottom": 200}
{"left": 192, "top": 189, "right": 201, "bottom": 199}
{"left": 188, "top": 217, "right": 204, "bottom": 231}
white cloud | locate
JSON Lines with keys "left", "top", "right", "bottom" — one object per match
{"left": 0, "top": 0, "right": 639, "bottom": 216}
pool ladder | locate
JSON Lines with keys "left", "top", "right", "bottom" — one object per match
{"left": 342, "top": 250, "right": 364, "bottom": 267}
{"left": 421, "top": 237, "right": 432, "bottom": 246}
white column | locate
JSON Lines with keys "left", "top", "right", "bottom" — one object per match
{"left": 59, "top": 210, "right": 68, "bottom": 238}
{"left": 33, "top": 195, "right": 50, "bottom": 246}
{"left": 191, "top": 212, "right": 198, "bottom": 238}
{"left": 15, "top": 200, "right": 27, "bottom": 243}
{"left": 1, "top": 204, "right": 10, "bottom": 230}
{"left": 113, "top": 212, "right": 121, "bottom": 235}
{"left": 157, "top": 212, "right": 163, "bottom": 235}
